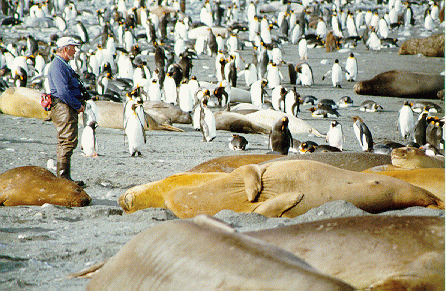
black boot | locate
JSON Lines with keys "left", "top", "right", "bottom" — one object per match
{"left": 57, "top": 162, "right": 85, "bottom": 187}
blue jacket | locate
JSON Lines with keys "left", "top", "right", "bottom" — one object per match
{"left": 48, "top": 55, "right": 82, "bottom": 111}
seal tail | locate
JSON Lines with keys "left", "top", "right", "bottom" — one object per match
{"left": 310, "top": 128, "right": 327, "bottom": 138}
{"left": 155, "top": 124, "right": 185, "bottom": 132}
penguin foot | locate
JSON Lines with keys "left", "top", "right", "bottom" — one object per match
{"left": 335, "top": 85, "right": 342, "bottom": 88}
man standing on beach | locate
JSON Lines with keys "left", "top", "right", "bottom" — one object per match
{"left": 48, "top": 36, "right": 85, "bottom": 186}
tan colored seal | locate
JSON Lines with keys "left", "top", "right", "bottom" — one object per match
{"left": 247, "top": 216, "right": 445, "bottom": 290}
{"left": 84, "top": 215, "right": 355, "bottom": 290}
{"left": 188, "top": 152, "right": 391, "bottom": 173}
{"left": 354, "top": 70, "right": 444, "bottom": 99}
{"left": 86, "top": 100, "right": 183, "bottom": 131}
{"left": 391, "top": 147, "right": 445, "bottom": 169}
{"left": 118, "top": 172, "right": 225, "bottom": 213}
{"left": 188, "top": 154, "right": 283, "bottom": 173}
{"left": 165, "top": 160, "right": 443, "bottom": 218}
{"left": 362, "top": 166, "right": 444, "bottom": 201}
{"left": 245, "top": 110, "right": 325, "bottom": 137}
{"left": 0, "top": 166, "right": 91, "bottom": 207}
{"left": 0, "top": 87, "right": 50, "bottom": 120}
{"left": 398, "top": 33, "right": 445, "bottom": 57}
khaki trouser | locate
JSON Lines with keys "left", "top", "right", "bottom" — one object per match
{"left": 51, "top": 102, "right": 79, "bottom": 164}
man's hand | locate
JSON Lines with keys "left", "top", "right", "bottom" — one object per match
{"left": 78, "top": 105, "right": 85, "bottom": 113}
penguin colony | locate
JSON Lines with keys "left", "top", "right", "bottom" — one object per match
{"left": 0, "top": 0, "right": 443, "bottom": 156}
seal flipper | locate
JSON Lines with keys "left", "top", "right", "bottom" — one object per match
{"left": 253, "top": 192, "right": 304, "bottom": 217}
{"left": 239, "top": 164, "right": 266, "bottom": 202}
{"left": 193, "top": 214, "right": 237, "bottom": 233}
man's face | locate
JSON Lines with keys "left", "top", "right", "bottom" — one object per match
{"left": 65, "top": 45, "right": 77, "bottom": 60}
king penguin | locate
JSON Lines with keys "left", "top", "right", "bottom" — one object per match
{"left": 272, "top": 85, "right": 287, "bottom": 111}
{"left": 398, "top": 101, "right": 415, "bottom": 139}
{"left": 148, "top": 77, "right": 162, "bottom": 102}
{"left": 269, "top": 116, "right": 293, "bottom": 155}
{"left": 124, "top": 103, "right": 146, "bottom": 156}
{"left": 266, "top": 62, "right": 282, "bottom": 89}
{"left": 199, "top": 97, "right": 216, "bottom": 142}
{"left": 322, "top": 59, "right": 344, "bottom": 88}
{"left": 296, "top": 62, "right": 313, "bottom": 86}
{"left": 285, "top": 87, "right": 300, "bottom": 117}
{"left": 345, "top": 53, "right": 358, "bottom": 82}
{"left": 413, "top": 109, "right": 429, "bottom": 146}
{"left": 250, "top": 79, "right": 267, "bottom": 108}
{"left": 229, "top": 134, "right": 248, "bottom": 150}
{"left": 326, "top": 120, "right": 344, "bottom": 151}
{"left": 81, "top": 121, "right": 99, "bottom": 157}
{"left": 352, "top": 116, "right": 373, "bottom": 151}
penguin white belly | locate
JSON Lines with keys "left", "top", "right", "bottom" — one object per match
{"left": 202, "top": 108, "right": 216, "bottom": 141}
{"left": 271, "top": 86, "right": 284, "bottom": 111}
{"left": 332, "top": 66, "right": 342, "bottom": 87}
{"left": 284, "top": 92, "right": 296, "bottom": 115}
{"left": 81, "top": 127, "right": 97, "bottom": 157}
{"left": 149, "top": 83, "right": 162, "bottom": 102}
{"left": 250, "top": 81, "right": 263, "bottom": 108}
{"left": 163, "top": 79, "right": 177, "bottom": 104}
{"left": 301, "top": 65, "right": 313, "bottom": 86}
{"left": 125, "top": 114, "right": 145, "bottom": 156}
{"left": 345, "top": 59, "right": 357, "bottom": 81}
{"left": 178, "top": 84, "right": 193, "bottom": 112}
{"left": 267, "top": 69, "right": 281, "bottom": 89}
{"left": 193, "top": 106, "right": 201, "bottom": 130}
{"left": 327, "top": 128, "right": 343, "bottom": 150}
{"left": 399, "top": 107, "right": 414, "bottom": 138}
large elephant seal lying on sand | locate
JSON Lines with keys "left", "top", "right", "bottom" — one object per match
{"left": 188, "top": 152, "right": 391, "bottom": 173}
{"left": 398, "top": 33, "right": 445, "bottom": 57}
{"left": 247, "top": 215, "right": 445, "bottom": 290}
{"left": 85, "top": 100, "right": 183, "bottom": 131}
{"left": 83, "top": 215, "right": 355, "bottom": 290}
{"left": 354, "top": 70, "right": 444, "bottom": 99}
{"left": 119, "top": 172, "right": 225, "bottom": 213}
{"left": 363, "top": 167, "right": 445, "bottom": 202}
{"left": 119, "top": 160, "right": 443, "bottom": 216}
{"left": 0, "top": 166, "right": 91, "bottom": 207}
{"left": 0, "top": 87, "right": 50, "bottom": 120}
{"left": 391, "top": 146, "right": 445, "bottom": 169}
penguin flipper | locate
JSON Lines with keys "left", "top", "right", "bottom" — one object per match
{"left": 253, "top": 192, "right": 304, "bottom": 217}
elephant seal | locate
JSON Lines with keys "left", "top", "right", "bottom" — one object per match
{"left": 165, "top": 160, "right": 443, "bottom": 218}
{"left": 118, "top": 172, "right": 225, "bottom": 213}
{"left": 0, "top": 87, "right": 50, "bottom": 120}
{"left": 247, "top": 216, "right": 445, "bottom": 290}
{"left": 200, "top": 81, "right": 251, "bottom": 103}
{"left": 143, "top": 101, "right": 192, "bottom": 124}
{"left": 188, "top": 152, "right": 391, "bottom": 173}
{"left": 85, "top": 100, "right": 183, "bottom": 131}
{"left": 0, "top": 166, "right": 91, "bottom": 207}
{"left": 187, "top": 154, "right": 283, "bottom": 173}
{"left": 266, "top": 151, "right": 392, "bottom": 172}
{"left": 362, "top": 167, "right": 445, "bottom": 202}
{"left": 245, "top": 109, "right": 325, "bottom": 137}
{"left": 354, "top": 70, "right": 445, "bottom": 99}
{"left": 398, "top": 33, "right": 445, "bottom": 57}
{"left": 391, "top": 147, "right": 445, "bottom": 169}
{"left": 214, "top": 111, "right": 271, "bottom": 134}
{"left": 85, "top": 215, "right": 354, "bottom": 290}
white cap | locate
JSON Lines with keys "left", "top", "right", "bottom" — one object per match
{"left": 56, "top": 37, "right": 80, "bottom": 48}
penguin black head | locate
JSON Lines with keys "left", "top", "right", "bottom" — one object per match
{"left": 334, "top": 59, "right": 339, "bottom": 63}
{"left": 88, "top": 121, "right": 98, "bottom": 130}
